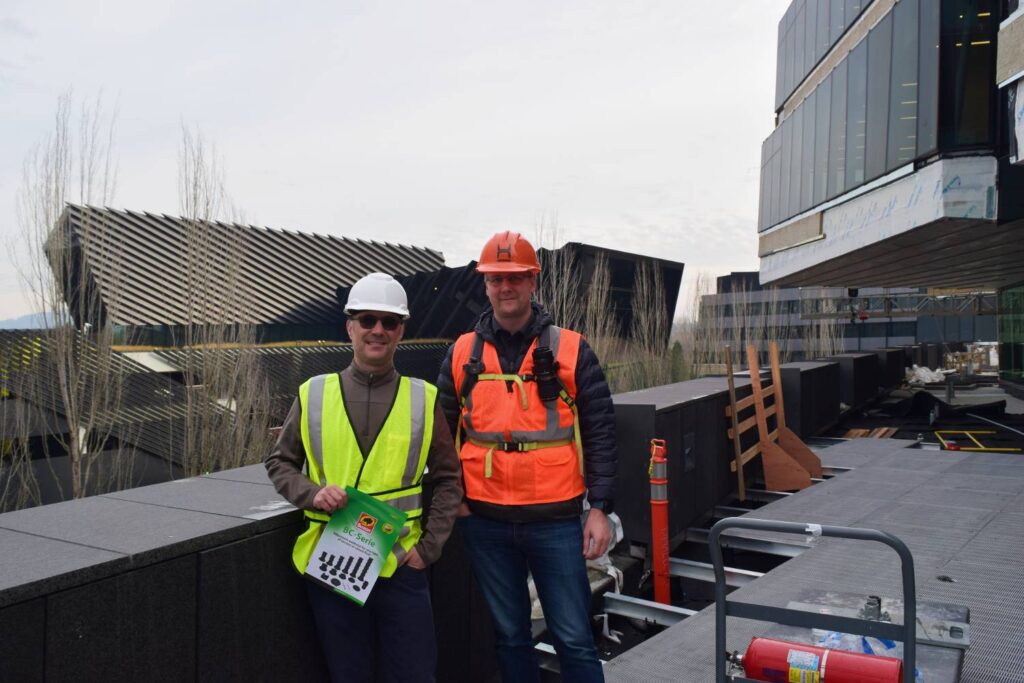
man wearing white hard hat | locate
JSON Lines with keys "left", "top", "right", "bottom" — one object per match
{"left": 265, "top": 272, "right": 462, "bottom": 683}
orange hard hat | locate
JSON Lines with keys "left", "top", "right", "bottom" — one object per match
{"left": 475, "top": 231, "right": 541, "bottom": 273}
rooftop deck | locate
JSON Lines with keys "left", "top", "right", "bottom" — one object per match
{"left": 604, "top": 438, "right": 1024, "bottom": 682}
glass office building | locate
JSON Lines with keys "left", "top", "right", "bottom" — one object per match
{"left": 759, "top": 0, "right": 998, "bottom": 232}
{"left": 758, "top": 0, "right": 1024, "bottom": 393}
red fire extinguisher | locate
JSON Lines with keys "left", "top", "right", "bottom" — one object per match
{"left": 741, "top": 637, "right": 903, "bottom": 683}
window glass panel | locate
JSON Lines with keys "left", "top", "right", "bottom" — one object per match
{"left": 801, "top": 91, "right": 816, "bottom": 209}
{"left": 888, "top": 0, "right": 919, "bottom": 169}
{"left": 1010, "top": 86, "right": 1020, "bottom": 162}
{"left": 781, "top": 115, "right": 793, "bottom": 220}
{"left": 865, "top": 13, "right": 892, "bottom": 181}
{"left": 806, "top": 0, "right": 819, "bottom": 70}
{"left": 830, "top": 0, "right": 846, "bottom": 43}
{"left": 776, "top": 21, "right": 787, "bottom": 108}
{"left": 843, "top": 40, "right": 868, "bottom": 189}
{"left": 939, "top": 0, "right": 997, "bottom": 148}
{"left": 828, "top": 60, "right": 848, "bottom": 198}
{"left": 771, "top": 129, "right": 783, "bottom": 226}
{"left": 814, "top": 74, "right": 832, "bottom": 205}
{"left": 845, "top": 41, "right": 868, "bottom": 189}
{"left": 918, "top": 0, "right": 939, "bottom": 154}
{"left": 786, "top": 22, "right": 796, "bottom": 98}
{"left": 845, "top": 0, "right": 862, "bottom": 26}
{"left": 759, "top": 137, "right": 770, "bottom": 231}
{"left": 795, "top": 3, "right": 806, "bottom": 87}
{"left": 817, "top": 0, "right": 831, "bottom": 61}
{"left": 791, "top": 105, "right": 804, "bottom": 216}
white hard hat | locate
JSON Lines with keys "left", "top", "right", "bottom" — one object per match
{"left": 344, "top": 273, "right": 410, "bottom": 319}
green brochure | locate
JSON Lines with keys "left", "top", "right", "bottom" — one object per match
{"left": 304, "top": 486, "right": 408, "bottom": 606}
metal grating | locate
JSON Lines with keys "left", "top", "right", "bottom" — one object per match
{"left": 605, "top": 441, "right": 1024, "bottom": 682}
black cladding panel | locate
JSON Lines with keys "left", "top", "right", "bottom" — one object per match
{"left": 613, "top": 380, "right": 737, "bottom": 547}
{"left": 780, "top": 361, "right": 841, "bottom": 438}
{"left": 826, "top": 353, "right": 880, "bottom": 408}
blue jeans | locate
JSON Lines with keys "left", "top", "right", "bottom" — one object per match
{"left": 460, "top": 515, "right": 604, "bottom": 683}
{"left": 305, "top": 565, "right": 436, "bottom": 683}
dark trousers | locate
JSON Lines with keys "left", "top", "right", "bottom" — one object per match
{"left": 459, "top": 515, "right": 604, "bottom": 683}
{"left": 305, "top": 565, "right": 437, "bottom": 683}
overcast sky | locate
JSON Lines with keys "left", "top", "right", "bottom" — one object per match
{"left": 0, "top": 0, "right": 790, "bottom": 320}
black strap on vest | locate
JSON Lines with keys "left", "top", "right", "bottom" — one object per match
{"left": 458, "top": 332, "right": 487, "bottom": 406}
{"left": 459, "top": 327, "right": 571, "bottom": 404}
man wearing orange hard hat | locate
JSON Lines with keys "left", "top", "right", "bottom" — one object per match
{"left": 437, "top": 232, "right": 616, "bottom": 682}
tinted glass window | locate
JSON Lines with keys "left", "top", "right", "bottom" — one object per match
{"left": 828, "top": 60, "right": 848, "bottom": 198}
{"left": 845, "top": 0, "right": 862, "bottom": 26}
{"left": 814, "top": 74, "right": 831, "bottom": 206}
{"left": 794, "top": 3, "right": 806, "bottom": 85}
{"left": 865, "top": 13, "right": 893, "bottom": 181}
{"left": 801, "top": 91, "right": 817, "bottom": 208}
{"left": 786, "top": 21, "right": 796, "bottom": 99}
{"left": 939, "top": 0, "right": 997, "bottom": 148}
{"left": 830, "top": 0, "right": 845, "bottom": 42}
{"left": 845, "top": 41, "right": 868, "bottom": 189}
{"left": 806, "top": 0, "right": 819, "bottom": 69}
{"left": 770, "top": 129, "right": 782, "bottom": 227}
{"left": 817, "top": 0, "right": 831, "bottom": 60}
{"left": 791, "top": 106, "right": 804, "bottom": 216}
{"left": 781, "top": 115, "right": 793, "bottom": 220}
{"left": 888, "top": 0, "right": 919, "bottom": 169}
{"left": 1010, "top": 86, "right": 1020, "bottom": 162}
{"left": 761, "top": 137, "right": 770, "bottom": 231}
{"left": 776, "top": 21, "right": 787, "bottom": 107}
{"left": 918, "top": 0, "right": 939, "bottom": 155}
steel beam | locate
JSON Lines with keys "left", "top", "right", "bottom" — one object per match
{"left": 669, "top": 558, "right": 763, "bottom": 587}
{"left": 713, "top": 505, "right": 752, "bottom": 518}
{"left": 602, "top": 592, "right": 696, "bottom": 627}
{"left": 742, "top": 488, "right": 793, "bottom": 503}
{"left": 686, "top": 527, "right": 807, "bottom": 558}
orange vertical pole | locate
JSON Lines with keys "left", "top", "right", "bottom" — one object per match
{"left": 648, "top": 438, "right": 671, "bottom": 604}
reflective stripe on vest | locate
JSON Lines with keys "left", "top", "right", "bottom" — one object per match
{"left": 461, "top": 327, "right": 575, "bottom": 443}
{"left": 293, "top": 374, "right": 435, "bottom": 578}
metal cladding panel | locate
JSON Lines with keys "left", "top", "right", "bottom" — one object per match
{"left": 874, "top": 347, "right": 906, "bottom": 388}
{"left": 780, "top": 361, "right": 841, "bottom": 438}
{"left": 613, "top": 380, "right": 735, "bottom": 547}
{"left": 196, "top": 524, "right": 328, "bottom": 682}
{"left": 911, "top": 343, "right": 925, "bottom": 367}
{"left": 613, "top": 403, "right": 658, "bottom": 546}
{"left": 0, "top": 330, "right": 213, "bottom": 466}
{"left": 56, "top": 204, "right": 444, "bottom": 327}
{"left": 826, "top": 352, "right": 880, "bottom": 408}
{"left": 390, "top": 264, "right": 489, "bottom": 340}
{"left": 44, "top": 555, "right": 196, "bottom": 682}
{"left": 390, "top": 242, "right": 685, "bottom": 342}
{"left": 429, "top": 510, "right": 498, "bottom": 683}
{"left": 0, "top": 598, "right": 44, "bottom": 682}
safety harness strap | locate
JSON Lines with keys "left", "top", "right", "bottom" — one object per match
{"left": 468, "top": 437, "right": 575, "bottom": 478}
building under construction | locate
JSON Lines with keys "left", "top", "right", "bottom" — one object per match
{"left": 3, "top": 2, "right": 1024, "bottom": 678}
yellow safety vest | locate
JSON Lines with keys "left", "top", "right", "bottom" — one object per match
{"left": 292, "top": 373, "right": 436, "bottom": 578}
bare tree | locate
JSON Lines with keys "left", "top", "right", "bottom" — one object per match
{"left": 533, "top": 214, "right": 586, "bottom": 331}
{"left": 176, "top": 127, "right": 274, "bottom": 476}
{"left": 9, "top": 92, "right": 128, "bottom": 501}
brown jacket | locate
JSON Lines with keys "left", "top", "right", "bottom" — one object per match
{"left": 264, "top": 363, "right": 463, "bottom": 566}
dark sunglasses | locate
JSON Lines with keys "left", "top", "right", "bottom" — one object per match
{"left": 350, "top": 314, "right": 402, "bottom": 331}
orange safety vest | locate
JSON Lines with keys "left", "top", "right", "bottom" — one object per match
{"left": 451, "top": 325, "right": 585, "bottom": 506}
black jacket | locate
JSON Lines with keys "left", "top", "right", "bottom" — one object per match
{"left": 436, "top": 303, "right": 617, "bottom": 521}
